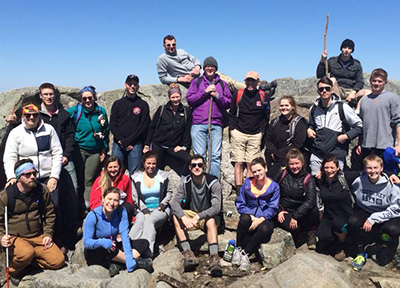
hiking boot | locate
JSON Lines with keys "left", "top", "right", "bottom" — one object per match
{"left": 232, "top": 247, "right": 242, "bottom": 266}
{"left": 307, "top": 231, "right": 317, "bottom": 250}
{"left": 376, "top": 234, "right": 399, "bottom": 266}
{"left": 10, "top": 275, "right": 22, "bottom": 286}
{"left": 109, "top": 263, "right": 122, "bottom": 277}
{"left": 239, "top": 250, "right": 250, "bottom": 272}
{"left": 182, "top": 250, "right": 199, "bottom": 272}
{"left": 334, "top": 250, "right": 346, "bottom": 261}
{"left": 352, "top": 254, "right": 366, "bottom": 272}
{"left": 136, "top": 257, "right": 154, "bottom": 273}
{"left": 209, "top": 254, "right": 223, "bottom": 277}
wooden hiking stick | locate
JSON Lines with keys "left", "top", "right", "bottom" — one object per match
{"left": 206, "top": 79, "right": 216, "bottom": 173}
{"left": 5, "top": 206, "right": 9, "bottom": 288}
{"left": 157, "top": 272, "right": 190, "bottom": 288}
{"left": 324, "top": 14, "right": 330, "bottom": 76}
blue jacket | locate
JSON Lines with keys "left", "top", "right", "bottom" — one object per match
{"left": 236, "top": 177, "right": 280, "bottom": 219}
{"left": 83, "top": 206, "right": 136, "bottom": 272}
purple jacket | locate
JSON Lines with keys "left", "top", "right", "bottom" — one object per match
{"left": 186, "top": 74, "right": 231, "bottom": 127}
{"left": 236, "top": 177, "right": 280, "bottom": 220}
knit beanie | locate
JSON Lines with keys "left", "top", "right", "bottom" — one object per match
{"left": 340, "top": 39, "right": 355, "bottom": 52}
{"left": 203, "top": 57, "right": 218, "bottom": 71}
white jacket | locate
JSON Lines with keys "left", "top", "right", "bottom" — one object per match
{"left": 4, "top": 120, "right": 63, "bottom": 181}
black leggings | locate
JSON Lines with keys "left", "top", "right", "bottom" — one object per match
{"left": 151, "top": 143, "right": 191, "bottom": 176}
{"left": 277, "top": 206, "right": 320, "bottom": 238}
{"left": 318, "top": 217, "right": 348, "bottom": 241}
{"left": 85, "top": 239, "right": 149, "bottom": 269}
{"left": 236, "top": 214, "right": 274, "bottom": 255}
{"left": 348, "top": 209, "right": 400, "bottom": 253}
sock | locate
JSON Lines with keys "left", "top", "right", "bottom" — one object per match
{"left": 209, "top": 243, "right": 219, "bottom": 255}
{"left": 181, "top": 241, "right": 191, "bottom": 251}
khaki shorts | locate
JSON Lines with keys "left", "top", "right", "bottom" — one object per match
{"left": 339, "top": 87, "right": 353, "bottom": 100}
{"left": 230, "top": 129, "right": 262, "bottom": 163}
{"left": 183, "top": 210, "right": 220, "bottom": 231}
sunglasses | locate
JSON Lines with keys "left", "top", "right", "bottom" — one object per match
{"left": 21, "top": 171, "right": 37, "bottom": 178}
{"left": 166, "top": 43, "right": 176, "bottom": 47}
{"left": 190, "top": 163, "right": 204, "bottom": 168}
{"left": 82, "top": 96, "right": 94, "bottom": 102}
{"left": 24, "top": 113, "right": 39, "bottom": 119}
{"left": 318, "top": 86, "right": 331, "bottom": 92}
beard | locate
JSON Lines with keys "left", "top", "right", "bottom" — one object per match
{"left": 26, "top": 180, "right": 37, "bottom": 189}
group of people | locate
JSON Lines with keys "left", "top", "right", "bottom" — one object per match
{"left": 1, "top": 34, "right": 400, "bottom": 285}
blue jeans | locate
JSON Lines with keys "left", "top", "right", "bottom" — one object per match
{"left": 191, "top": 124, "right": 222, "bottom": 179}
{"left": 111, "top": 142, "right": 142, "bottom": 176}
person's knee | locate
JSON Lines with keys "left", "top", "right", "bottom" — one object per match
{"left": 384, "top": 224, "right": 400, "bottom": 237}
{"left": 13, "top": 243, "right": 35, "bottom": 263}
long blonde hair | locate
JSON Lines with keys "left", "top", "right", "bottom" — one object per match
{"left": 98, "top": 156, "right": 122, "bottom": 192}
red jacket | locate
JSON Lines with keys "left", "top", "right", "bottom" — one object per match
{"left": 89, "top": 172, "right": 134, "bottom": 211}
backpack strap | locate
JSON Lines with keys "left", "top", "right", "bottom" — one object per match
{"left": 337, "top": 173, "right": 355, "bottom": 207}
{"left": 271, "top": 117, "right": 280, "bottom": 129}
{"left": 309, "top": 105, "right": 317, "bottom": 129}
{"left": 278, "top": 169, "right": 288, "bottom": 184}
{"left": 73, "top": 104, "right": 83, "bottom": 126}
{"left": 302, "top": 173, "right": 312, "bottom": 196}
{"left": 337, "top": 102, "right": 350, "bottom": 133}
{"left": 286, "top": 115, "right": 305, "bottom": 146}
{"left": 155, "top": 105, "right": 165, "bottom": 131}
{"left": 6, "top": 186, "right": 16, "bottom": 220}
{"left": 196, "top": 76, "right": 225, "bottom": 93}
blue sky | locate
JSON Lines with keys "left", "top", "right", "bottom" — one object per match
{"left": 1, "top": 0, "right": 399, "bottom": 92}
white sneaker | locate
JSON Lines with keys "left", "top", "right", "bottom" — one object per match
{"left": 239, "top": 251, "right": 250, "bottom": 272}
{"left": 232, "top": 247, "right": 242, "bottom": 266}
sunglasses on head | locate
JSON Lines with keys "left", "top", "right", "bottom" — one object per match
{"left": 318, "top": 86, "right": 331, "bottom": 92}
{"left": 24, "top": 113, "right": 39, "bottom": 119}
{"left": 22, "top": 171, "right": 37, "bottom": 178}
{"left": 82, "top": 96, "right": 94, "bottom": 102}
{"left": 190, "top": 163, "right": 204, "bottom": 168}
{"left": 166, "top": 43, "right": 176, "bottom": 47}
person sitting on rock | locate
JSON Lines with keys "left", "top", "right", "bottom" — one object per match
{"left": 348, "top": 154, "right": 400, "bottom": 272}
{"left": 0, "top": 159, "right": 64, "bottom": 285}
{"left": 264, "top": 95, "right": 308, "bottom": 178}
{"left": 186, "top": 56, "right": 232, "bottom": 180}
{"left": 170, "top": 154, "right": 223, "bottom": 277}
{"left": 315, "top": 154, "right": 359, "bottom": 261}
{"left": 234, "top": 157, "right": 280, "bottom": 271}
{"left": 129, "top": 151, "right": 172, "bottom": 256}
{"left": 272, "top": 148, "right": 319, "bottom": 249}
{"left": 143, "top": 84, "right": 192, "bottom": 177}
{"left": 110, "top": 74, "right": 150, "bottom": 176}
{"left": 89, "top": 156, "right": 134, "bottom": 222}
{"left": 316, "top": 38, "right": 369, "bottom": 106}
{"left": 229, "top": 71, "right": 270, "bottom": 194}
{"left": 83, "top": 187, "right": 153, "bottom": 277}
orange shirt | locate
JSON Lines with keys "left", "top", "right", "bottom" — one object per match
{"left": 250, "top": 178, "right": 272, "bottom": 197}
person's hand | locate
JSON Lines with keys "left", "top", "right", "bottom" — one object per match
{"left": 178, "top": 75, "right": 193, "bottom": 83}
{"left": 1, "top": 235, "right": 11, "bottom": 248}
{"left": 5, "top": 178, "right": 17, "bottom": 188}
{"left": 62, "top": 156, "right": 69, "bottom": 166}
{"left": 321, "top": 49, "right": 327, "bottom": 61}
{"left": 278, "top": 211, "right": 288, "bottom": 224}
{"left": 307, "top": 128, "right": 316, "bottom": 139}
{"left": 389, "top": 174, "right": 400, "bottom": 185}
{"left": 346, "top": 90, "right": 357, "bottom": 102}
{"left": 356, "top": 145, "right": 362, "bottom": 155}
{"left": 337, "top": 134, "right": 349, "bottom": 144}
{"left": 289, "top": 218, "right": 298, "bottom": 230}
{"left": 107, "top": 240, "right": 116, "bottom": 253}
{"left": 249, "top": 217, "right": 264, "bottom": 232}
{"left": 174, "top": 146, "right": 184, "bottom": 153}
{"left": 191, "top": 66, "right": 200, "bottom": 77}
{"left": 100, "top": 152, "right": 106, "bottom": 163}
{"left": 143, "top": 145, "right": 150, "bottom": 153}
{"left": 47, "top": 178, "right": 58, "bottom": 193}
{"left": 125, "top": 145, "right": 134, "bottom": 151}
{"left": 5, "top": 109, "right": 18, "bottom": 124}
{"left": 42, "top": 236, "right": 53, "bottom": 250}
{"left": 205, "top": 84, "right": 216, "bottom": 94}
{"left": 394, "top": 145, "right": 400, "bottom": 157}
{"left": 271, "top": 154, "right": 276, "bottom": 161}
{"left": 315, "top": 170, "right": 322, "bottom": 180}
{"left": 181, "top": 215, "right": 197, "bottom": 230}
{"left": 144, "top": 213, "right": 150, "bottom": 218}
{"left": 363, "top": 219, "right": 373, "bottom": 232}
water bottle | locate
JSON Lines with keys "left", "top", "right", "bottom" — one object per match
{"left": 223, "top": 240, "right": 235, "bottom": 262}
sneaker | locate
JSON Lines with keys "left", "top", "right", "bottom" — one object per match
{"left": 307, "top": 231, "right": 317, "bottom": 250}
{"left": 232, "top": 247, "right": 242, "bottom": 266}
{"left": 109, "top": 263, "right": 122, "bottom": 277}
{"left": 334, "top": 250, "right": 346, "bottom": 262}
{"left": 10, "top": 275, "right": 22, "bottom": 286}
{"left": 239, "top": 250, "right": 250, "bottom": 272}
{"left": 209, "top": 254, "right": 223, "bottom": 277}
{"left": 352, "top": 254, "right": 366, "bottom": 272}
{"left": 182, "top": 250, "right": 199, "bottom": 272}
{"left": 136, "top": 257, "right": 154, "bottom": 273}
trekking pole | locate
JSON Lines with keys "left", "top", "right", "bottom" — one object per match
{"left": 324, "top": 14, "right": 330, "bottom": 76}
{"left": 206, "top": 79, "right": 216, "bottom": 173}
{"left": 5, "top": 206, "right": 9, "bottom": 288}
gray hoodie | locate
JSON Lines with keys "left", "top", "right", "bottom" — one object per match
{"left": 351, "top": 172, "right": 400, "bottom": 225}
